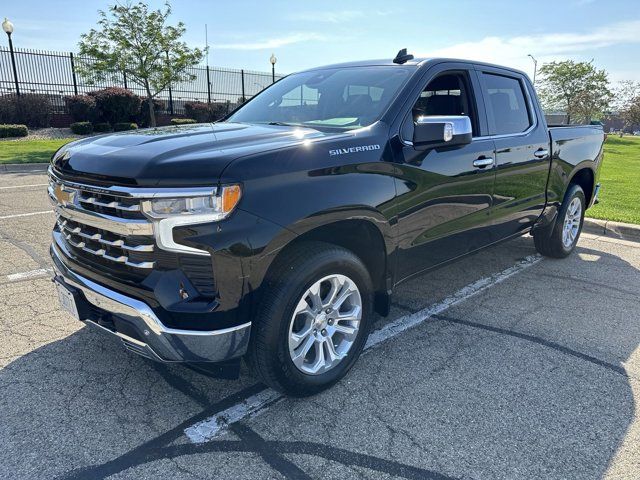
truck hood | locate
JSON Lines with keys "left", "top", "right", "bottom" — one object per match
{"left": 52, "top": 122, "right": 335, "bottom": 187}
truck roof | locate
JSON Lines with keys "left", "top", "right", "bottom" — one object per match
{"left": 304, "top": 57, "right": 530, "bottom": 80}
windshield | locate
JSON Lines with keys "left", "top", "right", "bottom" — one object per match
{"left": 228, "top": 66, "right": 411, "bottom": 130}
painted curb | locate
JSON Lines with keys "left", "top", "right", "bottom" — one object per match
{"left": 583, "top": 218, "right": 640, "bottom": 242}
{"left": 0, "top": 163, "right": 49, "bottom": 173}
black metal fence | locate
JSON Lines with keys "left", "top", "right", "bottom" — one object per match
{"left": 0, "top": 46, "right": 283, "bottom": 116}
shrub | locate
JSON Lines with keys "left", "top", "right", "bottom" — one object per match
{"left": 170, "top": 118, "right": 197, "bottom": 125}
{"left": 88, "top": 87, "right": 141, "bottom": 124}
{"left": 113, "top": 122, "right": 138, "bottom": 132}
{"left": 64, "top": 95, "right": 97, "bottom": 122}
{"left": 184, "top": 101, "right": 228, "bottom": 122}
{"left": 136, "top": 97, "right": 164, "bottom": 127}
{"left": 70, "top": 121, "right": 94, "bottom": 135}
{"left": 93, "top": 122, "right": 112, "bottom": 133}
{"left": 0, "top": 94, "right": 52, "bottom": 128}
{"left": 0, "top": 124, "right": 28, "bottom": 138}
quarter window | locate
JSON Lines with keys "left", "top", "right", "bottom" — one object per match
{"left": 482, "top": 73, "right": 532, "bottom": 135}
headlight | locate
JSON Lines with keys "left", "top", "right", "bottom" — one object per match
{"left": 141, "top": 185, "right": 242, "bottom": 255}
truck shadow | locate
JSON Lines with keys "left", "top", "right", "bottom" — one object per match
{"left": 1, "top": 239, "right": 638, "bottom": 479}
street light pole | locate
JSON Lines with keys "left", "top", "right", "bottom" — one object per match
{"left": 2, "top": 18, "right": 20, "bottom": 96}
{"left": 270, "top": 53, "right": 277, "bottom": 83}
{"left": 527, "top": 54, "right": 538, "bottom": 85}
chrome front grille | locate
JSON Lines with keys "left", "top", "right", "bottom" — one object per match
{"left": 57, "top": 217, "right": 155, "bottom": 269}
{"left": 77, "top": 191, "right": 142, "bottom": 214}
{"left": 48, "top": 173, "right": 155, "bottom": 271}
{"left": 48, "top": 169, "right": 218, "bottom": 299}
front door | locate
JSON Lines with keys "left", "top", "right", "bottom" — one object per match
{"left": 393, "top": 68, "right": 496, "bottom": 280}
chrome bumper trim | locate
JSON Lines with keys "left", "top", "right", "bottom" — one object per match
{"left": 50, "top": 243, "right": 251, "bottom": 363}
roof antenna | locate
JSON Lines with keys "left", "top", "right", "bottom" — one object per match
{"left": 393, "top": 48, "right": 414, "bottom": 64}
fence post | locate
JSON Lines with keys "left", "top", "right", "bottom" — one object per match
{"left": 165, "top": 51, "right": 174, "bottom": 116}
{"left": 168, "top": 86, "right": 174, "bottom": 115}
{"left": 241, "top": 69, "right": 245, "bottom": 103}
{"left": 206, "top": 65, "right": 212, "bottom": 104}
{"left": 69, "top": 53, "right": 78, "bottom": 95}
{"left": 122, "top": 71, "right": 128, "bottom": 90}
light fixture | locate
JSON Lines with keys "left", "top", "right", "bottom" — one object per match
{"left": 2, "top": 18, "right": 14, "bottom": 36}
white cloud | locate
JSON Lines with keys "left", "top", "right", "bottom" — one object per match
{"left": 214, "top": 33, "right": 325, "bottom": 50}
{"left": 419, "top": 20, "right": 640, "bottom": 77}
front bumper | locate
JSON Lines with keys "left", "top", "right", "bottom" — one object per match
{"left": 51, "top": 244, "right": 251, "bottom": 363}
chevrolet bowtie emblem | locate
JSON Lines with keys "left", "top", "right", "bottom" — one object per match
{"left": 54, "top": 183, "right": 75, "bottom": 205}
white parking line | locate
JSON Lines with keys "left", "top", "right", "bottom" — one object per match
{"left": 0, "top": 183, "right": 48, "bottom": 190}
{"left": 0, "top": 210, "right": 53, "bottom": 220}
{"left": 185, "top": 389, "right": 284, "bottom": 443}
{"left": 184, "top": 254, "right": 542, "bottom": 444}
{"left": 6, "top": 268, "right": 53, "bottom": 282}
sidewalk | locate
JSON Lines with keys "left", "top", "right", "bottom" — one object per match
{"left": 583, "top": 218, "right": 640, "bottom": 242}
{"left": 0, "top": 163, "right": 49, "bottom": 173}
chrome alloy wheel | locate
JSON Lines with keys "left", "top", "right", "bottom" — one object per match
{"left": 288, "top": 274, "right": 362, "bottom": 375}
{"left": 562, "top": 197, "right": 582, "bottom": 248}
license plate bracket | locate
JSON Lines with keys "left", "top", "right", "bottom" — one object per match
{"left": 54, "top": 279, "right": 80, "bottom": 321}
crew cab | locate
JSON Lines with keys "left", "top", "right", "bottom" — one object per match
{"left": 48, "top": 51, "right": 604, "bottom": 396}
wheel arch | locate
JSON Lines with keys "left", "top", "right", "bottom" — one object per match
{"left": 250, "top": 215, "right": 393, "bottom": 317}
{"left": 568, "top": 166, "right": 595, "bottom": 207}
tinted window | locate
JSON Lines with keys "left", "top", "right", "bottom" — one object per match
{"left": 482, "top": 73, "right": 531, "bottom": 135}
{"left": 228, "top": 67, "right": 411, "bottom": 130}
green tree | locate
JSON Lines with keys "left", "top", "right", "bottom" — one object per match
{"left": 620, "top": 96, "right": 640, "bottom": 131}
{"left": 612, "top": 80, "right": 640, "bottom": 112}
{"left": 78, "top": 1, "right": 203, "bottom": 127}
{"left": 537, "top": 60, "right": 612, "bottom": 124}
{"left": 611, "top": 81, "right": 640, "bottom": 132}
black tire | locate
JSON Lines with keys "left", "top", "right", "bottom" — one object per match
{"left": 248, "top": 241, "right": 374, "bottom": 396}
{"left": 534, "top": 183, "right": 586, "bottom": 258}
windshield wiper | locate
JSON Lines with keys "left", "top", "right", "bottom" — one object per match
{"left": 266, "top": 121, "right": 301, "bottom": 127}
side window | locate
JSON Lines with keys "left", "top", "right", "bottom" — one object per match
{"left": 481, "top": 73, "right": 532, "bottom": 135}
{"left": 403, "top": 71, "right": 478, "bottom": 140}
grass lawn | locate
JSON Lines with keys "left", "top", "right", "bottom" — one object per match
{"left": 589, "top": 135, "right": 640, "bottom": 225}
{"left": 0, "top": 138, "right": 75, "bottom": 164}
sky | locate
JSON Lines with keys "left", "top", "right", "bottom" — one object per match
{"left": 2, "top": 0, "right": 640, "bottom": 83}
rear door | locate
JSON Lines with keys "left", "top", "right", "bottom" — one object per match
{"left": 476, "top": 67, "right": 550, "bottom": 238}
{"left": 392, "top": 63, "right": 497, "bottom": 280}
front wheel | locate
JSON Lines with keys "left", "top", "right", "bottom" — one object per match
{"left": 248, "top": 242, "right": 373, "bottom": 396}
{"left": 534, "top": 183, "right": 586, "bottom": 258}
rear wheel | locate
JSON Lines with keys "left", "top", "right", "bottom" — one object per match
{"left": 248, "top": 242, "right": 373, "bottom": 396}
{"left": 534, "top": 184, "right": 586, "bottom": 258}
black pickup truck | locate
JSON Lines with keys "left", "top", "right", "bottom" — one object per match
{"left": 49, "top": 51, "right": 604, "bottom": 396}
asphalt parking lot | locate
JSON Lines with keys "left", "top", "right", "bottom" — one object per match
{"left": 1, "top": 169, "right": 639, "bottom": 480}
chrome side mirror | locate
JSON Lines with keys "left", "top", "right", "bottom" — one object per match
{"left": 413, "top": 115, "right": 472, "bottom": 149}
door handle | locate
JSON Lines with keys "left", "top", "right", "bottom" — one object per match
{"left": 534, "top": 149, "right": 549, "bottom": 159}
{"left": 473, "top": 157, "right": 494, "bottom": 168}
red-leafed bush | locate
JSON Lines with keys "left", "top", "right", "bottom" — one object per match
{"left": 184, "top": 101, "right": 227, "bottom": 122}
{"left": 88, "top": 87, "right": 141, "bottom": 124}
{"left": 0, "top": 94, "right": 52, "bottom": 128}
{"left": 64, "top": 95, "right": 97, "bottom": 122}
